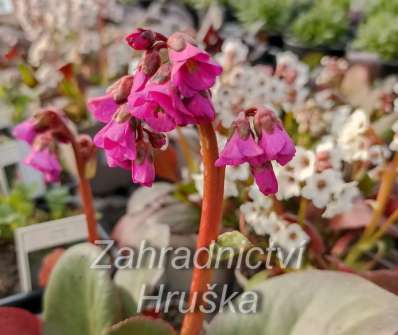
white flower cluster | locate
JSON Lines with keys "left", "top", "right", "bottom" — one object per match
{"left": 213, "top": 46, "right": 309, "bottom": 128}
{"left": 192, "top": 164, "right": 250, "bottom": 199}
{"left": 240, "top": 185, "right": 309, "bottom": 251}
{"left": 390, "top": 121, "right": 398, "bottom": 152}
{"left": 302, "top": 169, "right": 359, "bottom": 218}
{"left": 337, "top": 109, "right": 370, "bottom": 162}
{"left": 273, "top": 144, "right": 360, "bottom": 219}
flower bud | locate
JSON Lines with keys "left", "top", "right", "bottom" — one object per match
{"left": 147, "top": 130, "right": 168, "bottom": 149}
{"left": 167, "top": 32, "right": 196, "bottom": 51}
{"left": 112, "top": 75, "right": 134, "bottom": 104}
{"left": 126, "top": 29, "right": 155, "bottom": 50}
{"left": 142, "top": 50, "right": 161, "bottom": 77}
{"left": 253, "top": 106, "right": 279, "bottom": 135}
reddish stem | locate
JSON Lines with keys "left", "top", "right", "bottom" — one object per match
{"left": 70, "top": 138, "right": 99, "bottom": 243}
{"left": 180, "top": 123, "right": 225, "bottom": 335}
{"left": 42, "top": 110, "right": 99, "bottom": 243}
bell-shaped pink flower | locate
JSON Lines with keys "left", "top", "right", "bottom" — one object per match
{"left": 129, "top": 82, "right": 181, "bottom": 132}
{"left": 255, "top": 107, "right": 296, "bottom": 166}
{"left": 25, "top": 147, "right": 61, "bottom": 183}
{"left": 93, "top": 108, "right": 136, "bottom": 166}
{"left": 88, "top": 76, "right": 135, "bottom": 123}
{"left": 251, "top": 162, "right": 278, "bottom": 195}
{"left": 169, "top": 43, "right": 222, "bottom": 97}
{"left": 12, "top": 119, "right": 37, "bottom": 144}
{"left": 215, "top": 114, "right": 263, "bottom": 167}
{"left": 183, "top": 91, "right": 216, "bottom": 124}
{"left": 132, "top": 144, "right": 155, "bottom": 187}
{"left": 132, "top": 69, "right": 150, "bottom": 92}
{"left": 88, "top": 94, "right": 119, "bottom": 123}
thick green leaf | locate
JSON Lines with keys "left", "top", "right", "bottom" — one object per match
{"left": 106, "top": 317, "right": 175, "bottom": 335}
{"left": 43, "top": 243, "right": 122, "bottom": 335}
{"left": 114, "top": 266, "right": 162, "bottom": 314}
{"left": 208, "top": 270, "right": 398, "bottom": 335}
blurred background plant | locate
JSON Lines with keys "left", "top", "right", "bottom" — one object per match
{"left": 0, "top": 184, "right": 74, "bottom": 241}
{"left": 290, "top": 0, "right": 350, "bottom": 47}
{"left": 353, "top": 12, "right": 398, "bottom": 61}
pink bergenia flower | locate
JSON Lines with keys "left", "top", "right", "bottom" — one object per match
{"left": 129, "top": 83, "right": 178, "bottom": 132}
{"left": 88, "top": 76, "right": 134, "bottom": 123}
{"left": 216, "top": 107, "right": 296, "bottom": 195}
{"left": 88, "top": 94, "right": 119, "bottom": 123}
{"left": 169, "top": 39, "right": 222, "bottom": 97}
{"left": 132, "top": 143, "right": 155, "bottom": 187}
{"left": 132, "top": 69, "right": 150, "bottom": 92}
{"left": 251, "top": 162, "right": 278, "bottom": 195}
{"left": 215, "top": 113, "right": 263, "bottom": 166}
{"left": 254, "top": 107, "right": 296, "bottom": 166}
{"left": 94, "top": 107, "right": 136, "bottom": 168}
{"left": 183, "top": 91, "right": 216, "bottom": 124}
{"left": 25, "top": 147, "right": 61, "bottom": 182}
{"left": 12, "top": 119, "right": 37, "bottom": 144}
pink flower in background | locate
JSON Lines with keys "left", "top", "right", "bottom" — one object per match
{"left": 25, "top": 147, "right": 61, "bottom": 182}
{"left": 251, "top": 162, "right": 278, "bottom": 195}
{"left": 12, "top": 119, "right": 37, "bottom": 144}
{"left": 255, "top": 107, "right": 296, "bottom": 166}
{"left": 216, "top": 113, "right": 263, "bottom": 166}
{"left": 169, "top": 42, "right": 222, "bottom": 97}
{"left": 216, "top": 107, "right": 296, "bottom": 195}
{"left": 132, "top": 144, "right": 155, "bottom": 186}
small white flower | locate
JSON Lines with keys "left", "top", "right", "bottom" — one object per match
{"left": 274, "top": 167, "right": 301, "bottom": 200}
{"left": 330, "top": 105, "right": 352, "bottom": 137}
{"left": 217, "top": 38, "right": 249, "bottom": 68}
{"left": 341, "top": 109, "right": 369, "bottom": 137}
{"left": 247, "top": 183, "right": 274, "bottom": 208}
{"left": 316, "top": 139, "right": 343, "bottom": 170}
{"left": 322, "top": 182, "right": 360, "bottom": 218}
{"left": 367, "top": 145, "right": 391, "bottom": 165}
{"left": 302, "top": 169, "right": 342, "bottom": 209}
{"left": 240, "top": 196, "right": 273, "bottom": 226}
{"left": 390, "top": 121, "right": 398, "bottom": 151}
{"left": 272, "top": 223, "right": 309, "bottom": 251}
{"left": 226, "top": 164, "right": 250, "bottom": 182}
{"left": 249, "top": 212, "right": 285, "bottom": 237}
{"left": 288, "top": 147, "right": 316, "bottom": 181}
{"left": 193, "top": 169, "right": 240, "bottom": 199}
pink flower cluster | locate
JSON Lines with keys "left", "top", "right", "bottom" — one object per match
{"left": 215, "top": 106, "right": 296, "bottom": 195}
{"left": 13, "top": 118, "right": 62, "bottom": 182}
{"left": 88, "top": 29, "right": 222, "bottom": 186}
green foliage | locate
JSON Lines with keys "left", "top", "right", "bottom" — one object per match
{"left": 291, "top": 2, "right": 350, "bottom": 46}
{"left": 353, "top": 12, "right": 398, "bottom": 61}
{"left": 230, "top": 0, "right": 296, "bottom": 33}
{"left": 44, "top": 186, "right": 71, "bottom": 220}
{"left": 368, "top": 0, "right": 398, "bottom": 14}
{"left": 208, "top": 270, "right": 398, "bottom": 335}
{"left": 0, "top": 184, "right": 35, "bottom": 240}
{"left": 43, "top": 243, "right": 125, "bottom": 335}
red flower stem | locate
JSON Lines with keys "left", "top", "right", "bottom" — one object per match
{"left": 70, "top": 137, "right": 99, "bottom": 244}
{"left": 44, "top": 110, "right": 99, "bottom": 244}
{"left": 180, "top": 123, "right": 225, "bottom": 335}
